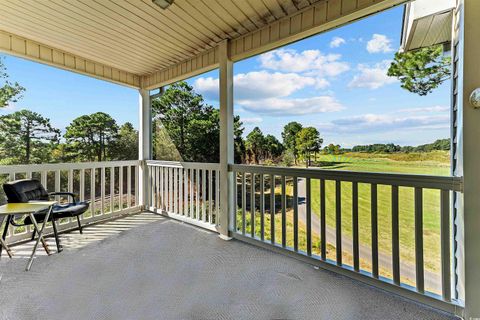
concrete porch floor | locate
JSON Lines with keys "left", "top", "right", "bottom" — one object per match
{"left": 0, "top": 213, "right": 455, "bottom": 320}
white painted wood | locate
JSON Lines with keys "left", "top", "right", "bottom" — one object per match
{"left": 138, "top": 89, "right": 151, "bottom": 210}
{"left": 218, "top": 40, "right": 234, "bottom": 237}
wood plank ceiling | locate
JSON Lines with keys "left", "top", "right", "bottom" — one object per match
{"left": 0, "top": 0, "right": 320, "bottom": 76}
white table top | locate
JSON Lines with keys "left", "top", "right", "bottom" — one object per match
{"left": 0, "top": 201, "right": 57, "bottom": 215}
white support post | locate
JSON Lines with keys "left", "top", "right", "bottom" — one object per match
{"left": 459, "top": 0, "right": 480, "bottom": 318}
{"left": 218, "top": 40, "right": 234, "bottom": 239}
{"left": 138, "top": 88, "right": 152, "bottom": 210}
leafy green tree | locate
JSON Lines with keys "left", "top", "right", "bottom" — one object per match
{"left": 264, "top": 134, "right": 284, "bottom": 160}
{"left": 110, "top": 122, "right": 138, "bottom": 160}
{"left": 387, "top": 45, "right": 451, "bottom": 96}
{"left": 245, "top": 127, "right": 265, "bottom": 164}
{"left": 295, "top": 127, "right": 322, "bottom": 167}
{"left": 152, "top": 81, "right": 244, "bottom": 163}
{"left": 0, "top": 57, "right": 25, "bottom": 108}
{"left": 282, "top": 121, "right": 303, "bottom": 165}
{"left": 0, "top": 109, "right": 60, "bottom": 164}
{"left": 323, "top": 143, "right": 341, "bottom": 155}
{"left": 64, "top": 112, "right": 119, "bottom": 162}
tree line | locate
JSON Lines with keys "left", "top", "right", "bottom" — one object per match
{"left": 0, "top": 110, "right": 138, "bottom": 165}
{"left": 350, "top": 139, "right": 450, "bottom": 153}
{"left": 152, "top": 82, "right": 324, "bottom": 167}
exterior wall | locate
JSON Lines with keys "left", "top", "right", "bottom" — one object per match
{"left": 0, "top": 30, "right": 141, "bottom": 88}
{"left": 142, "top": 0, "right": 407, "bottom": 90}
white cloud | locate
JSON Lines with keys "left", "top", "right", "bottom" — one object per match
{"left": 237, "top": 96, "right": 344, "bottom": 116}
{"left": 366, "top": 34, "right": 393, "bottom": 53}
{"left": 398, "top": 105, "right": 449, "bottom": 113}
{"left": 194, "top": 71, "right": 316, "bottom": 101}
{"left": 348, "top": 60, "right": 397, "bottom": 89}
{"left": 242, "top": 117, "right": 263, "bottom": 124}
{"left": 318, "top": 113, "right": 449, "bottom": 133}
{"left": 259, "top": 49, "right": 349, "bottom": 77}
{"left": 330, "top": 37, "right": 346, "bottom": 48}
{"left": 314, "top": 78, "right": 330, "bottom": 89}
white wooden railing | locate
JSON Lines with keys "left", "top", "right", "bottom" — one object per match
{"left": 145, "top": 160, "right": 220, "bottom": 231}
{"left": 0, "top": 160, "right": 141, "bottom": 243}
{"left": 229, "top": 164, "right": 463, "bottom": 310}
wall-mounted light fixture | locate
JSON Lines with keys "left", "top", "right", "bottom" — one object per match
{"left": 152, "top": 0, "right": 174, "bottom": 10}
{"left": 470, "top": 88, "right": 480, "bottom": 108}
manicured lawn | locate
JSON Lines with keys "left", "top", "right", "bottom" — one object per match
{"left": 310, "top": 151, "right": 450, "bottom": 274}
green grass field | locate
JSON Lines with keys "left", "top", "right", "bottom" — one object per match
{"left": 235, "top": 150, "right": 450, "bottom": 292}
{"left": 311, "top": 151, "right": 450, "bottom": 274}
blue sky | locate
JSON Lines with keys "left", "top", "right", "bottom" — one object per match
{"left": 1, "top": 5, "right": 449, "bottom": 148}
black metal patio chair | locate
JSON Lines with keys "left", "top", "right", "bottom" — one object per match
{"left": 2, "top": 179, "right": 89, "bottom": 252}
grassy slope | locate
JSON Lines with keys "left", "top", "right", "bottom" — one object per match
{"left": 310, "top": 151, "right": 450, "bottom": 274}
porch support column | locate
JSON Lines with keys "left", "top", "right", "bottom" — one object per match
{"left": 218, "top": 40, "right": 234, "bottom": 239}
{"left": 138, "top": 88, "right": 152, "bottom": 210}
{"left": 460, "top": 0, "right": 480, "bottom": 318}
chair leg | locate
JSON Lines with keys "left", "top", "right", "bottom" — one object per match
{"left": 51, "top": 220, "right": 62, "bottom": 253}
{"left": 31, "top": 228, "right": 36, "bottom": 241}
{"left": 76, "top": 216, "right": 83, "bottom": 234}
{"left": 0, "top": 215, "right": 11, "bottom": 257}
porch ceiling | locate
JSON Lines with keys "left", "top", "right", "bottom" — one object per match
{"left": 0, "top": 0, "right": 317, "bottom": 75}
{"left": 0, "top": 0, "right": 406, "bottom": 89}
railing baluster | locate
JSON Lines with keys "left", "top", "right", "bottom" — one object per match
{"left": 179, "top": 168, "right": 183, "bottom": 215}
{"left": 160, "top": 166, "right": 164, "bottom": 211}
{"left": 174, "top": 168, "right": 178, "bottom": 214}
{"left": 260, "top": 173, "right": 265, "bottom": 241}
{"left": 392, "top": 185, "right": 400, "bottom": 285}
{"left": 195, "top": 169, "right": 200, "bottom": 220}
{"left": 215, "top": 169, "right": 220, "bottom": 225}
{"left": 250, "top": 173, "right": 255, "bottom": 238}
{"left": 68, "top": 169, "right": 73, "bottom": 193}
{"left": 415, "top": 187, "right": 424, "bottom": 293}
{"left": 80, "top": 169, "right": 85, "bottom": 203}
{"left": 281, "top": 175, "right": 286, "bottom": 248}
{"left": 55, "top": 169, "right": 60, "bottom": 196}
{"left": 90, "top": 168, "right": 95, "bottom": 216}
{"left": 127, "top": 166, "right": 132, "bottom": 208}
{"left": 41, "top": 170, "right": 47, "bottom": 188}
{"left": 156, "top": 166, "right": 160, "bottom": 209}
{"left": 169, "top": 167, "right": 174, "bottom": 213}
{"left": 440, "top": 189, "right": 451, "bottom": 301}
{"left": 134, "top": 165, "right": 139, "bottom": 207}
{"left": 202, "top": 169, "right": 206, "bottom": 222}
{"left": 352, "top": 181, "right": 359, "bottom": 271}
{"left": 306, "top": 177, "right": 312, "bottom": 256}
{"left": 320, "top": 179, "right": 326, "bottom": 260}
{"left": 242, "top": 172, "right": 246, "bottom": 235}
{"left": 270, "top": 174, "right": 275, "bottom": 245}
{"left": 110, "top": 166, "right": 114, "bottom": 212}
{"left": 209, "top": 169, "right": 213, "bottom": 223}
{"left": 293, "top": 176, "right": 298, "bottom": 252}
{"left": 371, "top": 183, "right": 378, "bottom": 278}
{"left": 189, "top": 168, "right": 194, "bottom": 218}
{"left": 233, "top": 171, "right": 237, "bottom": 230}
{"left": 336, "top": 180, "right": 342, "bottom": 265}
{"left": 101, "top": 167, "right": 105, "bottom": 215}
{"left": 119, "top": 166, "right": 124, "bottom": 210}
{"left": 184, "top": 168, "right": 188, "bottom": 216}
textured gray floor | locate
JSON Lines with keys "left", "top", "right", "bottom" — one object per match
{"left": 0, "top": 213, "right": 455, "bottom": 320}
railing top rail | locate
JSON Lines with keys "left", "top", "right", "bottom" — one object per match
{"left": 146, "top": 160, "right": 220, "bottom": 171}
{"left": 229, "top": 164, "right": 463, "bottom": 192}
{"left": 0, "top": 160, "right": 141, "bottom": 173}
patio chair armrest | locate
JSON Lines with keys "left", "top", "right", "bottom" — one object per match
{"left": 49, "top": 192, "right": 77, "bottom": 203}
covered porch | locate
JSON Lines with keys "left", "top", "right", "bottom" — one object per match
{"left": 0, "top": 0, "right": 479, "bottom": 319}
{"left": 0, "top": 212, "right": 453, "bottom": 320}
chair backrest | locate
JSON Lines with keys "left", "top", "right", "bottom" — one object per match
{"left": 3, "top": 179, "right": 49, "bottom": 203}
